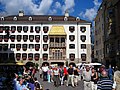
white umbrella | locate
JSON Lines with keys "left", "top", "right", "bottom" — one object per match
{"left": 88, "top": 63, "right": 102, "bottom": 66}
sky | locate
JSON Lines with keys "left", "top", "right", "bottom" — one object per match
{"left": 0, "top": 0, "right": 102, "bottom": 21}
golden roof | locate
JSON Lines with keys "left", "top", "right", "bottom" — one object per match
{"left": 49, "top": 26, "right": 66, "bottom": 35}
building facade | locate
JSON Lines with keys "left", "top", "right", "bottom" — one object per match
{"left": 94, "top": 0, "right": 120, "bottom": 68}
{"left": 0, "top": 11, "right": 91, "bottom": 66}
{"left": 94, "top": 4, "right": 104, "bottom": 64}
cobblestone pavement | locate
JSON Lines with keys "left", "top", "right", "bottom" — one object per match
{"left": 35, "top": 72, "right": 84, "bottom": 90}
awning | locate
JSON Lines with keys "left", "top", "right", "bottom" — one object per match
{"left": 49, "top": 26, "right": 66, "bottom": 35}
{"left": 16, "top": 62, "right": 25, "bottom": 65}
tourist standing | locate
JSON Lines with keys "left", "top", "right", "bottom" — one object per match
{"left": 97, "top": 70, "right": 113, "bottom": 90}
{"left": 66, "top": 65, "right": 74, "bottom": 87}
{"left": 74, "top": 66, "right": 79, "bottom": 86}
{"left": 108, "top": 65, "right": 114, "bottom": 80}
{"left": 91, "top": 68, "right": 98, "bottom": 90}
{"left": 42, "top": 64, "right": 48, "bottom": 81}
{"left": 83, "top": 65, "right": 92, "bottom": 90}
{"left": 53, "top": 66, "right": 60, "bottom": 87}
{"left": 113, "top": 69, "right": 120, "bottom": 90}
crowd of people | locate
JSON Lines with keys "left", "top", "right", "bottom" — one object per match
{"left": 1, "top": 63, "right": 120, "bottom": 90}
{"left": 40, "top": 63, "right": 120, "bottom": 90}
{"left": 13, "top": 66, "right": 43, "bottom": 90}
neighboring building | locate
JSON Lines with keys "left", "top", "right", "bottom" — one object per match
{"left": 0, "top": 11, "right": 91, "bottom": 66}
{"left": 94, "top": 0, "right": 120, "bottom": 68}
{"left": 94, "top": 4, "right": 104, "bottom": 64}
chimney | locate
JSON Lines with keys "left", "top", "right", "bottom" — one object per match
{"left": 19, "top": 10, "right": 24, "bottom": 16}
{"left": 65, "top": 10, "right": 69, "bottom": 17}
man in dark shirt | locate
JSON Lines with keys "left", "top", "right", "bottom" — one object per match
{"left": 66, "top": 65, "right": 74, "bottom": 87}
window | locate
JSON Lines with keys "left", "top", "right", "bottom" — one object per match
{"left": 0, "top": 26, "right": 4, "bottom": 33}
{"left": 43, "top": 35, "right": 48, "bottom": 42}
{"left": 0, "top": 44, "right": 2, "bottom": 51}
{"left": 4, "top": 35, "right": 9, "bottom": 42}
{"left": 106, "top": 44, "right": 109, "bottom": 54}
{"left": 22, "top": 53, "right": 27, "bottom": 60}
{"left": 10, "top": 35, "right": 15, "bottom": 42}
{"left": 23, "top": 35, "right": 28, "bottom": 42}
{"left": 35, "top": 35, "right": 40, "bottom": 42}
{"left": 29, "top": 44, "right": 34, "bottom": 49}
{"left": 16, "top": 44, "right": 21, "bottom": 51}
{"left": 0, "top": 35, "right": 3, "bottom": 42}
{"left": 30, "top": 26, "right": 34, "bottom": 32}
{"left": 81, "top": 53, "right": 86, "bottom": 61}
{"left": 2, "top": 53, "right": 8, "bottom": 60}
{"left": 80, "top": 27, "right": 86, "bottom": 33}
{"left": 69, "top": 35, "right": 75, "bottom": 41}
{"left": 43, "top": 53, "right": 48, "bottom": 60}
{"left": 43, "top": 26, "right": 49, "bottom": 33}
{"left": 2, "top": 44, "right": 8, "bottom": 51}
{"left": 69, "top": 44, "right": 75, "bottom": 49}
{"left": 22, "top": 44, "right": 27, "bottom": 51}
{"left": 16, "top": 53, "right": 21, "bottom": 60}
{"left": 81, "top": 44, "right": 86, "bottom": 49}
{"left": 35, "top": 44, "right": 40, "bottom": 51}
{"left": 17, "top": 35, "right": 22, "bottom": 42}
{"left": 9, "top": 53, "right": 15, "bottom": 60}
{"left": 35, "top": 26, "right": 40, "bottom": 33}
{"left": 23, "top": 26, "right": 28, "bottom": 33}
{"left": 17, "top": 26, "right": 22, "bottom": 32}
{"left": 50, "top": 38, "right": 54, "bottom": 42}
{"left": 34, "top": 53, "right": 40, "bottom": 61}
{"left": 28, "top": 53, "right": 33, "bottom": 60}
{"left": 43, "top": 44, "right": 48, "bottom": 51}
{"left": 29, "top": 35, "right": 34, "bottom": 42}
{"left": 4, "top": 26, "right": 9, "bottom": 33}
{"left": 10, "top": 44, "right": 15, "bottom": 48}
{"left": 69, "top": 53, "right": 75, "bottom": 61}
{"left": 11, "top": 26, "right": 16, "bottom": 33}
{"left": 80, "top": 35, "right": 86, "bottom": 42}
{"left": 69, "top": 26, "right": 75, "bottom": 32}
